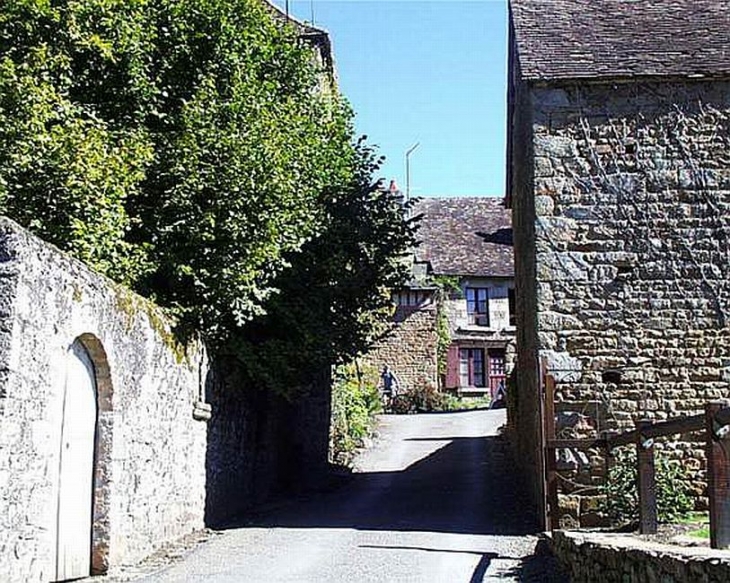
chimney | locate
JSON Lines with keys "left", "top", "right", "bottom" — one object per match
{"left": 386, "top": 179, "right": 407, "bottom": 215}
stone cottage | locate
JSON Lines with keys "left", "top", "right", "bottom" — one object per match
{"left": 508, "top": 0, "right": 730, "bottom": 526}
{"left": 362, "top": 196, "right": 515, "bottom": 397}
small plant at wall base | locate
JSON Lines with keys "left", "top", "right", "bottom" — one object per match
{"left": 600, "top": 446, "right": 694, "bottom": 525}
{"left": 329, "top": 364, "right": 381, "bottom": 466}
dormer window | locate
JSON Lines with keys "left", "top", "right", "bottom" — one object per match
{"left": 394, "top": 289, "right": 433, "bottom": 307}
{"left": 466, "top": 287, "right": 489, "bottom": 327}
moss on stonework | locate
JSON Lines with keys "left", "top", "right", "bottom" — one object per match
{"left": 72, "top": 283, "right": 83, "bottom": 302}
{"left": 113, "top": 284, "right": 191, "bottom": 365}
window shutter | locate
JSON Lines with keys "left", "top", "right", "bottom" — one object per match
{"left": 445, "top": 345, "right": 459, "bottom": 388}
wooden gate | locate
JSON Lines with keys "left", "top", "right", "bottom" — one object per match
{"left": 55, "top": 341, "right": 98, "bottom": 581}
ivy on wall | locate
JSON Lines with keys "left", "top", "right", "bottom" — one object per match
{"left": 431, "top": 275, "right": 462, "bottom": 380}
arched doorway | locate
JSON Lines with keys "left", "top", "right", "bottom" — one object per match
{"left": 55, "top": 340, "right": 97, "bottom": 580}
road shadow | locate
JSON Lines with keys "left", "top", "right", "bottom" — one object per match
{"left": 220, "top": 432, "right": 540, "bottom": 537}
{"left": 358, "top": 542, "right": 566, "bottom": 583}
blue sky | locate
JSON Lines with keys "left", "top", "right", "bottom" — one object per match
{"left": 274, "top": 0, "right": 508, "bottom": 198}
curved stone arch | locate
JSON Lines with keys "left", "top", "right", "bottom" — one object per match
{"left": 73, "top": 334, "right": 114, "bottom": 576}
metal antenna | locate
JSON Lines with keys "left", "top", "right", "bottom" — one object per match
{"left": 310, "top": 0, "right": 315, "bottom": 24}
{"left": 405, "top": 142, "right": 420, "bottom": 202}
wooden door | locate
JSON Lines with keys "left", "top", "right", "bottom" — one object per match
{"left": 488, "top": 349, "right": 506, "bottom": 398}
{"left": 55, "top": 341, "right": 97, "bottom": 581}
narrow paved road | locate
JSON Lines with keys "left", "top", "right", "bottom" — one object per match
{"left": 135, "top": 409, "right": 566, "bottom": 582}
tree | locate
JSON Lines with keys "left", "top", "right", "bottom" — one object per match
{"left": 0, "top": 0, "right": 355, "bottom": 341}
{"left": 233, "top": 140, "right": 419, "bottom": 392}
{"left": 0, "top": 0, "right": 417, "bottom": 388}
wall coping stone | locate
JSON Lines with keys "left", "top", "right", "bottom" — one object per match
{"left": 550, "top": 529, "right": 730, "bottom": 582}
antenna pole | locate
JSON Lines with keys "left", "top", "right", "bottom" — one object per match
{"left": 405, "top": 142, "right": 420, "bottom": 202}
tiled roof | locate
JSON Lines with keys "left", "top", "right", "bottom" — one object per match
{"left": 412, "top": 197, "right": 514, "bottom": 278}
{"left": 510, "top": 0, "right": 730, "bottom": 82}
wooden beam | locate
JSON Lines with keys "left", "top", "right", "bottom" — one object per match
{"left": 546, "top": 438, "right": 607, "bottom": 450}
{"left": 636, "top": 420, "right": 658, "bottom": 535}
{"left": 544, "top": 374, "right": 559, "bottom": 531}
{"left": 707, "top": 401, "right": 730, "bottom": 550}
{"left": 607, "top": 414, "right": 704, "bottom": 449}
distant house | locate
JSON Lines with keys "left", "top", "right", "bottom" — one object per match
{"left": 362, "top": 195, "right": 515, "bottom": 398}
{"left": 508, "top": 0, "right": 730, "bottom": 526}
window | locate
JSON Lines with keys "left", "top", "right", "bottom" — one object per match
{"left": 459, "top": 348, "right": 485, "bottom": 387}
{"left": 394, "top": 290, "right": 432, "bottom": 307}
{"left": 466, "top": 287, "right": 489, "bottom": 326}
{"left": 489, "top": 350, "right": 506, "bottom": 377}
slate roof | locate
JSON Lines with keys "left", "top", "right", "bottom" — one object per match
{"left": 412, "top": 197, "right": 514, "bottom": 278}
{"left": 510, "top": 0, "right": 730, "bottom": 82}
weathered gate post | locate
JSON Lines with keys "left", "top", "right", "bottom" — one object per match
{"left": 706, "top": 400, "right": 730, "bottom": 549}
{"left": 543, "top": 374, "right": 559, "bottom": 530}
{"left": 636, "top": 419, "right": 657, "bottom": 534}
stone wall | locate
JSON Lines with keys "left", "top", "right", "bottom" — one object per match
{"left": 550, "top": 530, "right": 730, "bottom": 583}
{"left": 204, "top": 363, "right": 332, "bottom": 526}
{"left": 0, "top": 218, "right": 208, "bottom": 581}
{"left": 513, "top": 79, "right": 730, "bottom": 524}
{"left": 0, "top": 218, "right": 335, "bottom": 580}
{"left": 508, "top": 35, "right": 544, "bottom": 517}
{"left": 360, "top": 303, "right": 439, "bottom": 391}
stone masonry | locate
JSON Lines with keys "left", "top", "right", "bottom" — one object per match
{"left": 513, "top": 79, "right": 730, "bottom": 524}
{"left": 360, "top": 302, "right": 439, "bottom": 392}
{"left": 0, "top": 218, "right": 209, "bottom": 581}
{"left": 0, "top": 217, "right": 335, "bottom": 581}
{"left": 509, "top": 0, "right": 730, "bottom": 525}
{"left": 551, "top": 530, "right": 730, "bottom": 583}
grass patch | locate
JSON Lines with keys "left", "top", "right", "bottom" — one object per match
{"left": 675, "top": 511, "right": 709, "bottom": 525}
{"left": 688, "top": 526, "right": 710, "bottom": 539}
{"left": 679, "top": 511, "right": 710, "bottom": 539}
{"left": 442, "top": 395, "right": 492, "bottom": 411}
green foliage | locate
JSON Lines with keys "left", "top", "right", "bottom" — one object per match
{"left": 330, "top": 363, "right": 381, "bottom": 465}
{"left": 0, "top": 26, "right": 154, "bottom": 285}
{"left": 232, "top": 143, "right": 419, "bottom": 392}
{"left": 430, "top": 275, "right": 461, "bottom": 379}
{"left": 601, "top": 446, "right": 695, "bottom": 525}
{"left": 0, "top": 0, "right": 417, "bottom": 397}
{"left": 389, "top": 380, "right": 491, "bottom": 414}
{"left": 0, "top": 0, "right": 359, "bottom": 339}
{"left": 392, "top": 381, "right": 445, "bottom": 413}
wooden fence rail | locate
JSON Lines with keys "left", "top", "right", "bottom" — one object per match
{"left": 543, "top": 378, "right": 730, "bottom": 550}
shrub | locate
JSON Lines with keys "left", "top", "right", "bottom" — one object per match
{"left": 388, "top": 380, "right": 491, "bottom": 414}
{"left": 601, "top": 446, "right": 695, "bottom": 525}
{"left": 329, "top": 364, "right": 381, "bottom": 465}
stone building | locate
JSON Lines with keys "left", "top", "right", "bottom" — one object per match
{"left": 263, "top": 0, "right": 335, "bottom": 91}
{"left": 363, "top": 196, "right": 515, "bottom": 396}
{"left": 508, "top": 0, "right": 730, "bottom": 526}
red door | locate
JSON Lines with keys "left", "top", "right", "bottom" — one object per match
{"left": 488, "top": 349, "right": 506, "bottom": 398}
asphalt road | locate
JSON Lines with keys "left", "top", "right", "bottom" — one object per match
{"left": 135, "top": 409, "right": 567, "bottom": 582}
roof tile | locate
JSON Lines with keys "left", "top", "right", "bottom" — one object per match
{"left": 510, "top": 0, "right": 730, "bottom": 81}
{"left": 412, "top": 197, "right": 514, "bottom": 278}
